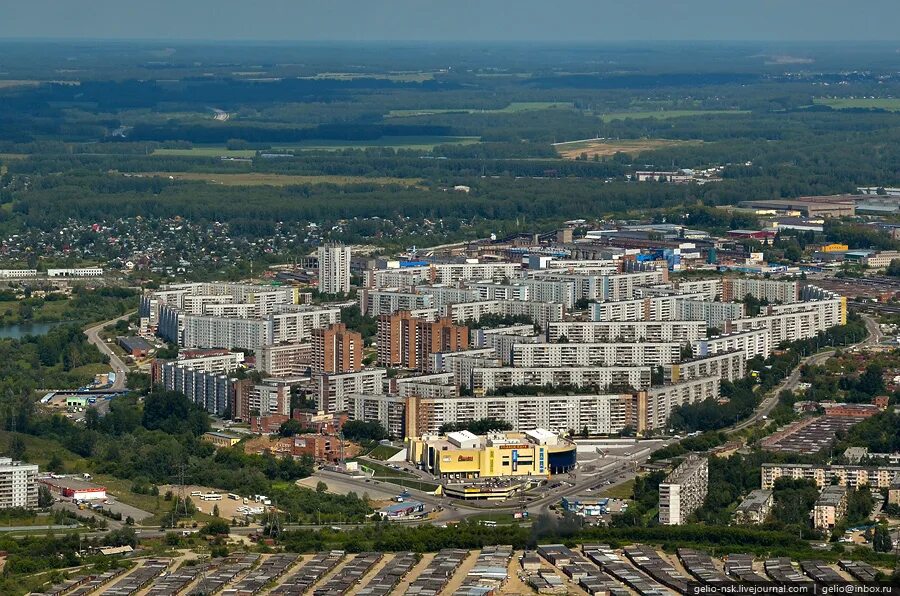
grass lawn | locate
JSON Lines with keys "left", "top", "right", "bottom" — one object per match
{"left": 599, "top": 109, "right": 748, "bottom": 122}
{"left": 366, "top": 444, "right": 403, "bottom": 461}
{"left": 813, "top": 98, "right": 900, "bottom": 111}
{"left": 152, "top": 147, "right": 257, "bottom": 157}
{"left": 600, "top": 477, "right": 635, "bottom": 499}
{"left": 382, "top": 478, "right": 440, "bottom": 493}
{"left": 68, "top": 363, "right": 112, "bottom": 379}
{"left": 356, "top": 459, "right": 415, "bottom": 479}
{"left": 139, "top": 172, "right": 423, "bottom": 187}
{"left": 468, "top": 511, "right": 523, "bottom": 524}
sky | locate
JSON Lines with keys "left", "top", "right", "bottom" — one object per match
{"left": 3, "top": 0, "right": 900, "bottom": 42}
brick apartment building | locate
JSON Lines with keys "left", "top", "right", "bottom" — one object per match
{"left": 376, "top": 311, "right": 469, "bottom": 369}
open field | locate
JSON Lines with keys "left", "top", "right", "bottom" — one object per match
{"left": 599, "top": 477, "right": 635, "bottom": 499}
{"left": 366, "top": 444, "right": 403, "bottom": 460}
{"left": 814, "top": 98, "right": 900, "bottom": 111}
{"left": 305, "top": 71, "right": 436, "bottom": 82}
{"left": 389, "top": 101, "right": 574, "bottom": 117}
{"left": 554, "top": 138, "right": 695, "bottom": 159}
{"left": 139, "top": 172, "right": 424, "bottom": 187}
{"left": 598, "top": 109, "right": 748, "bottom": 122}
{"left": 152, "top": 136, "right": 479, "bottom": 154}
{"left": 152, "top": 147, "right": 257, "bottom": 157}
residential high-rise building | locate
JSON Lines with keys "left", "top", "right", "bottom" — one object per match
{"left": 318, "top": 243, "right": 352, "bottom": 295}
{"left": 659, "top": 455, "right": 708, "bottom": 525}
{"left": 0, "top": 458, "right": 38, "bottom": 509}
{"left": 377, "top": 311, "right": 468, "bottom": 370}
{"left": 311, "top": 323, "right": 363, "bottom": 374}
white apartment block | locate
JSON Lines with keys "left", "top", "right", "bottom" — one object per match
{"left": 47, "top": 267, "right": 103, "bottom": 277}
{"left": 0, "top": 458, "right": 38, "bottom": 509}
{"left": 725, "top": 309, "right": 820, "bottom": 346}
{"left": 441, "top": 300, "right": 563, "bottom": 329}
{"left": 483, "top": 333, "right": 541, "bottom": 365}
{"left": 0, "top": 269, "right": 37, "bottom": 279}
{"left": 173, "top": 351, "right": 245, "bottom": 374}
{"left": 430, "top": 350, "right": 500, "bottom": 386}
{"left": 723, "top": 277, "right": 800, "bottom": 303}
{"left": 247, "top": 383, "right": 290, "bottom": 417}
{"left": 675, "top": 298, "right": 745, "bottom": 328}
{"left": 663, "top": 350, "right": 746, "bottom": 384}
{"left": 659, "top": 455, "right": 708, "bottom": 525}
{"left": 160, "top": 361, "right": 234, "bottom": 416}
{"left": 640, "top": 377, "right": 721, "bottom": 432}
{"left": 316, "top": 369, "right": 386, "bottom": 413}
{"left": 365, "top": 266, "right": 431, "bottom": 289}
{"left": 345, "top": 393, "right": 407, "bottom": 438}
{"left": 511, "top": 342, "right": 681, "bottom": 368}
{"left": 673, "top": 278, "right": 723, "bottom": 301}
{"left": 258, "top": 343, "right": 311, "bottom": 377}
{"left": 431, "top": 262, "right": 521, "bottom": 285}
{"left": 771, "top": 298, "right": 846, "bottom": 330}
{"left": 181, "top": 316, "right": 269, "bottom": 352}
{"left": 361, "top": 289, "right": 433, "bottom": 316}
{"left": 470, "top": 282, "right": 530, "bottom": 302}
{"left": 471, "top": 324, "right": 536, "bottom": 348}
{"left": 693, "top": 328, "right": 772, "bottom": 360}
{"left": 407, "top": 392, "right": 635, "bottom": 437}
{"left": 268, "top": 306, "right": 342, "bottom": 345}
{"left": 318, "top": 243, "right": 352, "bottom": 295}
{"left": 547, "top": 321, "right": 706, "bottom": 344}
{"left": 471, "top": 366, "right": 651, "bottom": 393}
{"left": 417, "top": 286, "right": 480, "bottom": 308}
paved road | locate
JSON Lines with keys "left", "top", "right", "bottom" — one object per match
{"left": 84, "top": 311, "right": 135, "bottom": 390}
{"left": 730, "top": 313, "right": 879, "bottom": 433}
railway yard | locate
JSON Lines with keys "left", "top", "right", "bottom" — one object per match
{"left": 35, "top": 544, "right": 889, "bottom": 596}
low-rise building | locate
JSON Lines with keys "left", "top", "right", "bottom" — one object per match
{"left": 39, "top": 476, "right": 106, "bottom": 501}
{"left": 202, "top": 431, "right": 242, "bottom": 448}
{"left": 732, "top": 489, "right": 773, "bottom": 525}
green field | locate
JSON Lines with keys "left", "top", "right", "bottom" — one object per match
{"left": 388, "top": 102, "right": 574, "bottom": 117}
{"left": 366, "top": 444, "right": 403, "bottom": 461}
{"left": 599, "top": 477, "right": 635, "bottom": 499}
{"left": 599, "top": 109, "right": 749, "bottom": 122}
{"left": 141, "top": 172, "right": 423, "bottom": 188}
{"left": 152, "top": 147, "right": 257, "bottom": 157}
{"left": 153, "top": 137, "right": 479, "bottom": 155}
{"left": 813, "top": 98, "right": 900, "bottom": 111}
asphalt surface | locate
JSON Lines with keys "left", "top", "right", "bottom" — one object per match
{"left": 84, "top": 311, "right": 135, "bottom": 390}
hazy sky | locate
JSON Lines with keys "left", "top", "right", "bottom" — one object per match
{"left": 3, "top": 0, "right": 900, "bottom": 42}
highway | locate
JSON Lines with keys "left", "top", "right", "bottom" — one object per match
{"left": 84, "top": 311, "right": 135, "bottom": 391}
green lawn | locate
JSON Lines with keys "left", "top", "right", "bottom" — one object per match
{"left": 356, "top": 459, "right": 415, "bottom": 478}
{"left": 813, "top": 98, "right": 900, "bottom": 111}
{"left": 599, "top": 109, "right": 749, "bottom": 122}
{"left": 599, "top": 477, "right": 635, "bottom": 499}
{"left": 381, "top": 478, "right": 440, "bottom": 493}
{"left": 366, "top": 444, "right": 403, "bottom": 461}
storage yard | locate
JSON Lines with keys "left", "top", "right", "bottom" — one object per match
{"left": 38, "top": 545, "right": 888, "bottom": 595}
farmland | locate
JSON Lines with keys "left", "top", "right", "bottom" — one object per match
{"left": 554, "top": 137, "right": 696, "bottom": 159}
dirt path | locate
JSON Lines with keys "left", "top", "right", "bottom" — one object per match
{"left": 439, "top": 550, "right": 479, "bottom": 595}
